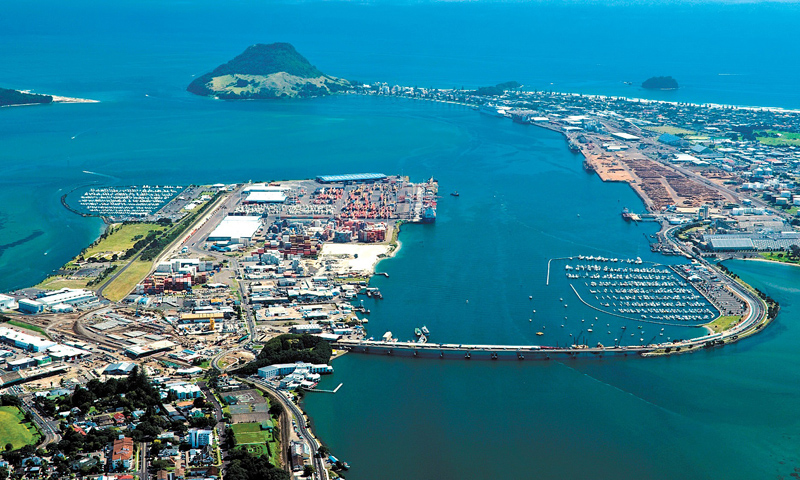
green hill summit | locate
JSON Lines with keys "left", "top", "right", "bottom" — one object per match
{"left": 187, "top": 43, "right": 350, "bottom": 99}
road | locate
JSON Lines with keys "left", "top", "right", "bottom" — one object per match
{"left": 96, "top": 188, "right": 231, "bottom": 300}
{"left": 21, "top": 396, "right": 61, "bottom": 447}
{"left": 249, "top": 378, "right": 329, "bottom": 480}
{"left": 662, "top": 223, "right": 766, "bottom": 338}
{"left": 139, "top": 442, "right": 149, "bottom": 480}
{"left": 95, "top": 249, "right": 145, "bottom": 299}
{"left": 197, "top": 380, "right": 224, "bottom": 428}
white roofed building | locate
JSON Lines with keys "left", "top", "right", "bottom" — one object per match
{"left": 207, "top": 216, "right": 262, "bottom": 244}
{"left": 244, "top": 191, "right": 287, "bottom": 204}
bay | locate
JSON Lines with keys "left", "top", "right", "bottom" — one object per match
{"left": 2, "top": 2, "right": 800, "bottom": 479}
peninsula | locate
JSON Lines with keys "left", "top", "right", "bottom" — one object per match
{"left": 187, "top": 43, "right": 351, "bottom": 99}
{"left": 0, "top": 87, "right": 52, "bottom": 107}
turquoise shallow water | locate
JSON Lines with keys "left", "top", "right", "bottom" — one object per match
{"left": 306, "top": 259, "right": 800, "bottom": 480}
{"left": 2, "top": 2, "right": 800, "bottom": 478}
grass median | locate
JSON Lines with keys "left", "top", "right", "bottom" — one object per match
{"left": 704, "top": 315, "right": 741, "bottom": 334}
{"left": 102, "top": 261, "right": 153, "bottom": 302}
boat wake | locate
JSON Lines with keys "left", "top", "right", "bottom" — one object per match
{"left": 555, "top": 361, "right": 680, "bottom": 417}
{"left": 82, "top": 170, "right": 116, "bottom": 180}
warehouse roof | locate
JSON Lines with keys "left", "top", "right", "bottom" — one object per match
{"left": 208, "top": 216, "right": 261, "bottom": 241}
{"left": 316, "top": 173, "right": 386, "bottom": 183}
{"left": 708, "top": 237, "right": 754, "bottom": 249}
{"left": 245, "top": 191, "right": 286, "bottom": 203}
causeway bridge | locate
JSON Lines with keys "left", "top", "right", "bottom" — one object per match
{"left": 334, "top": 339, "right": 654, "bottom": 360}
{"left": 333, "top": 224, "right": 772, "bottom": 361}
{"left": 334, "top": 268, "right": 769, "bottom": 360}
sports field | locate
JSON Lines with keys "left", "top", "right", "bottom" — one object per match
{"left": 0, "top": 406, "right": 41, "bottom": 450}
{"left": 231, "top": 421, "right": 280, "bottom": 465}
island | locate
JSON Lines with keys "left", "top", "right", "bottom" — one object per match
{"left": 187, "top": 43, "right": 351, "bottom": 99}
{"left": 0, "top": 87, "right": 52, "bottom": 107}
{"left": 642, "top": 76, "right": 679, "bottom": 90}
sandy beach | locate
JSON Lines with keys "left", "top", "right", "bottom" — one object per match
{"left": 51, "top": 95, "right": 99, "bottom": 103}
{"left": 319, "top": 243, "right": 395, "bottom": 276}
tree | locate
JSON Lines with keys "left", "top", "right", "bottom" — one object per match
{"left": 0, "top": 394, "right": 21, "bottom": 407}
{"left": 317, "top": 445, "right": 329, "bottom": 457}
{"left": 4, "top": 443, "right": 11, "bottom": 452}
{"left": 193, "top": 397, "right": 206, "bottom": 409}
{"left": 303, "top": 465, "right": 315, "bottom": 477}
{"left": 268, "top": 404, "right": 283, "bottom": 418}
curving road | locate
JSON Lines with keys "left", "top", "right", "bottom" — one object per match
{"left": 21, "top": 396, "right": 61, "bottom": 447}
{"left": 248, "top": 378, "right": 329, "bottom": 480}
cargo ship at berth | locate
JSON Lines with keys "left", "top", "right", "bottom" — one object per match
{"left": 621, "top": 207, "right": 641, "bottom": 222}
{"left": 622, "top": 207, "right": 633, "bottom": 220}
{"left": 479, "top": 104, "right": 507, "bottom": 117}
{"left": 568, "top": 140, "right": 581, "bottom": 153}
{"left": 422, "top": 205, "right": 437, "bottom": 223}
{"left": 583, "top": 160, "right": 595, "bottom": 173}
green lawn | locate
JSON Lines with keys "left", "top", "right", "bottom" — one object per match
{"left": 0, "top": 406, "right": 41, "bottom": 450}
{"left": 34, "top": 276, "right": 92, "bottom": 291}
{"left": 8, "top": 320, "right": 49, "bottom": 338}
{"left": 645, "top": 125, "right": 697, "bottom": 136}
{"left": 36, "top": 222, "right": 169, "bottom": 292}
{"left": 704, "top": 315, "right": 741, "bottom": 334}
{"left": 231, "top": 422, "right": 264, "bottom": 435}
{"left": 232, "top": 421, "right": 280, "bottom": 465}
{"left": 81, "top": 223, "right": 168, "bottom": 261}
{"left": 759, "top": 252, "right": 800, "bottom": 266}
{"left": 102, "top": 260, "right": 153, "bottom": 301}
{"left": 756, "top": 130, "right": 800, "bottom": 147}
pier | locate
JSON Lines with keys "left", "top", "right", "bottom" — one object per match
{"left": 305, "top": 383, "right": 343, "bottom": 394}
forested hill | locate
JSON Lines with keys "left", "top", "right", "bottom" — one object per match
{"left": 0, "top": 87, "right": 53, "bottom": 106}
{"left": 187, "top": 43, "right": 351, "bottom": 99}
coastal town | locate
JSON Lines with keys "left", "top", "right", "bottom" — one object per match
{"left": 0, "top": 82, "right": 797, "bottom": 480}
{"left": 0, "top": 173, "right": 442, "bottom": 480}
{"left": 359, "top": 82, "right": 800, "bottom": 259}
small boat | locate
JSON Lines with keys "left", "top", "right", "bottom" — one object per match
{"left": 421, "top": 326, "right": 430, "bottom": 335}
{"left": 536, "top": 332, "right": 544, "bottom": 336}
{"left": 450, "top": 191, "right": 460, "bottom": 197}
{"left": 414, "top": 328, "right": 422, "bottom": 337}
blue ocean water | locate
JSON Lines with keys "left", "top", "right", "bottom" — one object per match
{"left": 2, "top": 1, "right": 800, "bottom": 478}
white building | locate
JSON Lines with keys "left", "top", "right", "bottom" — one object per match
{"left": 37, "top": 288, "right": 96, "bottom": 307}
{"left": 258, "top": 361, "right": 333, "bottom": 380}
{"left": 165, "top": 382, "right": 203, "bottom": 399}
{"left": 0, "top": 327, "right": 56, "bottom": 352}
{"left": 188, "top": 428, "right": 214, "bottom": 448}
{"left": 207, "top": 216, "right": 262, "bottom": 244}
{"left": 17, "top": 299, "right": 44, "bottom": 314}
{"left": 0, "top": 294, "right": 18, "bottom": 311}
{"left": 244, "top": 191, "right": 287, "bottom": 204}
